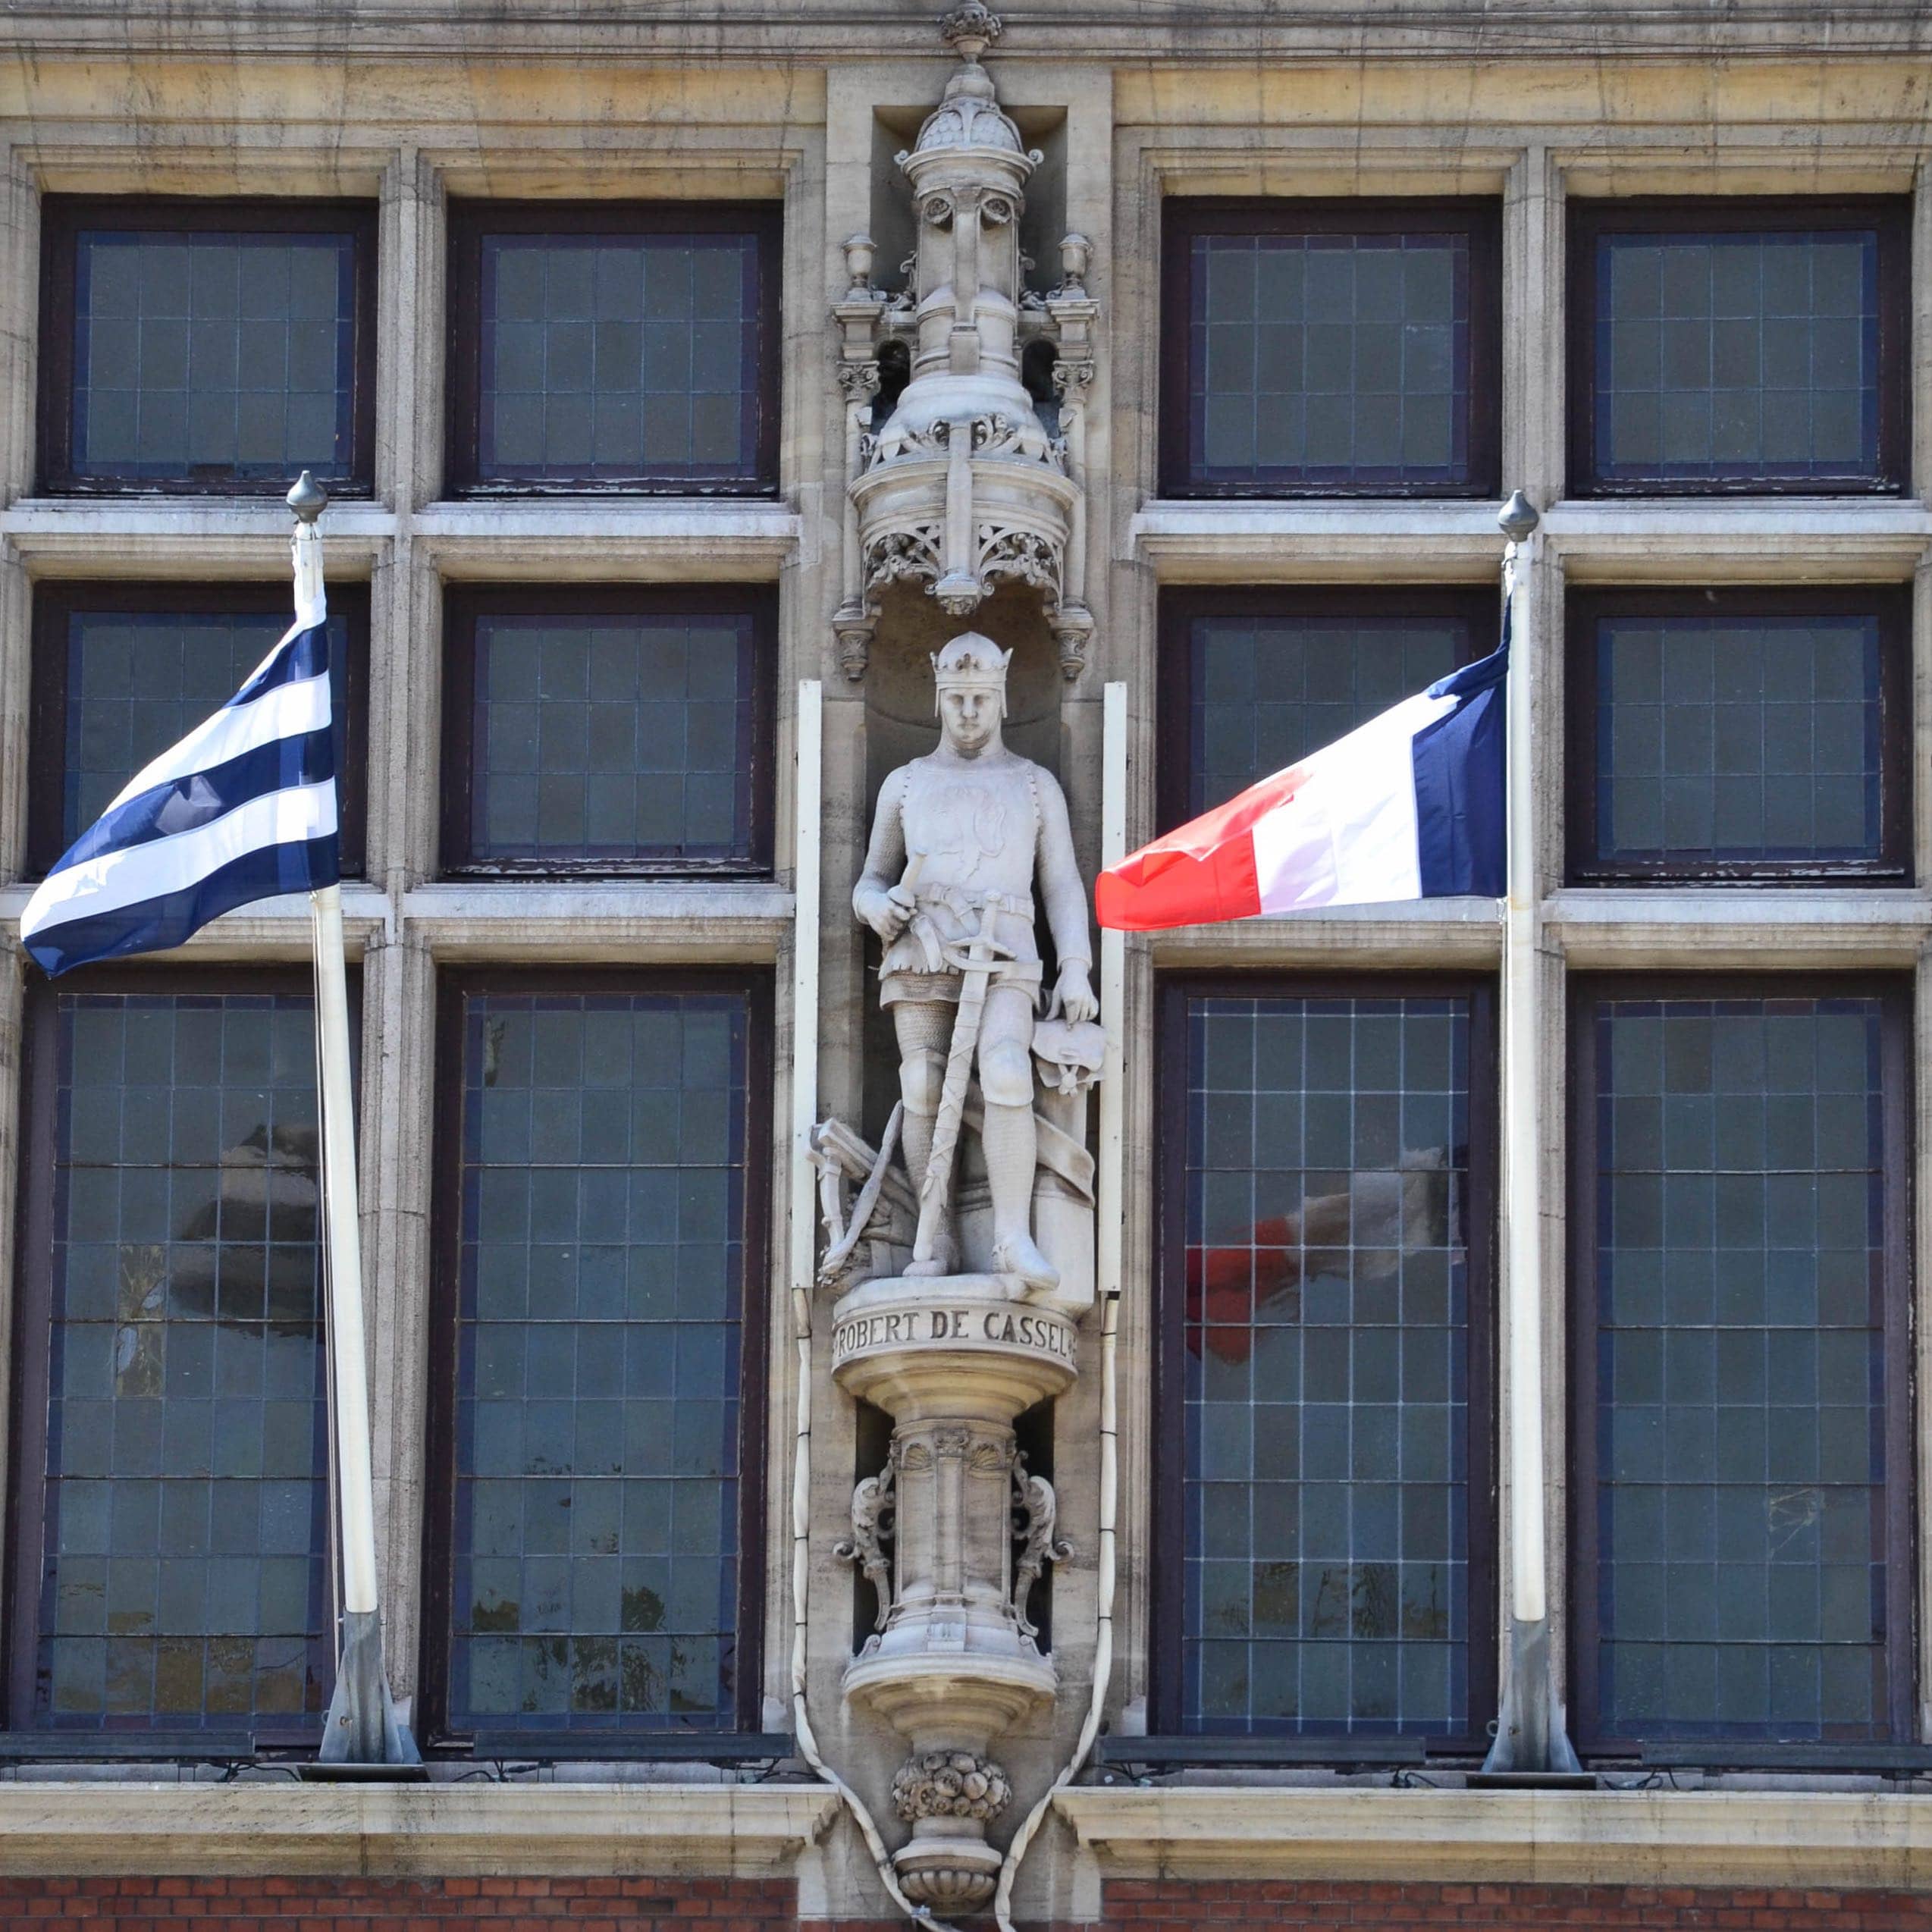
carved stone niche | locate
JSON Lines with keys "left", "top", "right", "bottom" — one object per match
{"left": 832, "top": 4, "right": 1097, "bottom": 684}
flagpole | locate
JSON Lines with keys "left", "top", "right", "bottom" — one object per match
{"left": 290, "top": 473, "right": 419, "bottom": 1768}
{"left": 1482, "top": 489, "right": 1581, "bottom": 1780}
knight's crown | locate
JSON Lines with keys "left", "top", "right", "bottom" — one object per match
{"left": 931, "top": 632, "right": 1011, "bottom": 692}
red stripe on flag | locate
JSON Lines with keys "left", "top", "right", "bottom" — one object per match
{"left": 1094, "top": 826, "right": 1262, "bottom": 930}
{"left": 1094, "top": 764, "right": 1304, "bottom": 931}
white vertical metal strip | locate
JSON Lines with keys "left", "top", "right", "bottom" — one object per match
{"left": 1098, "top": 682, "right": 1128, "bottom": 1297}
{"left": 790, "top": 681, "right": 823, "bottom": 1297}
{"left": 1502, "top": 538, "right": 1547, "bottom": 1627}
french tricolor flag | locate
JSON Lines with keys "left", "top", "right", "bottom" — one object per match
{"left": 1096, "top": 610, "right": 1510, "bottom": 932}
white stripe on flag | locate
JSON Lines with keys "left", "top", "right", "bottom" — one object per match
{"left": 1251, "top": 688, "right": 1456, "bottom": 914}
{"left": 21, "top": 781, "right": 338, "bottom": 939}
{"left": 107, "top": 669, "right": 331, "bottom": 814}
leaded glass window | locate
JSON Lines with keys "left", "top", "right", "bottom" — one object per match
{"left": 1162, "top": 201, "right": 1500, "bottom": 497}
{"left": 442, "top": 588, "right": 773, "bottom": 874}
{"left": 1159, "top": 984, "right": 1492, "bottom": 1741}
{"left": 1162, "top": 591, "right": 1485, "bottom": 831}
{"left": 448, "top": 204, "right": 779, "bottom": 492}
{"left": 1570, "top": 200, "right": 1908, "bottom": 494}
{"left": 1576, "top": 985, "right": 1912, "bottom": 1749}
{"left": 13, "top": 984, "right": 334, "bottom": 1733}
{"left": 29, "top": 585, "right": 367, "bottom": 880}
{"left": 1569, "top": 590, "right": 1908, "bottom": 883}
{"left": 437, "top": 980, "right": 764, "bottom": 1739}
{"left": 40, "top": 199, "right": 375, "bottom": 494}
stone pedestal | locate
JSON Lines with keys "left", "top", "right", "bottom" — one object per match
{"left": 832, "top": 1277, "right": 1077, "bottom": 1914}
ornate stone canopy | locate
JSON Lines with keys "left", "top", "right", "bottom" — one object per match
{"left": 832, "top": 3, "right": 1098, "bottom": 682}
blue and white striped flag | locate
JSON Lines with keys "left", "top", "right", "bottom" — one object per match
{"left": 20, "top": 594, "right": 339, "bottom": 977}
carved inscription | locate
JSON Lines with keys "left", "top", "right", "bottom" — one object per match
{"left": 832, "top": 1302, "right": 1075, "bottom": 1369}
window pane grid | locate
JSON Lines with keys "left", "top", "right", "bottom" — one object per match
{"left": 64, "top": 610, "right": 352, "bottom": 846}
{"left": 39, "top": 991, "right": 331, "bottom": 1731}
{"left": 477, "top": 234, "right": 758, "bottom": 483}
{"left": 1180, "top": 994, "right": 1472, "bottom": 1737}
{"left": 469, "top": 615, "right": 754, "bottom": 863}
{"left": 1188, "top": 231, "right": 1469, "bottom": 487}
{"left": 73, "top": 231, "right": 356, "bottom": 484}
{"left": 1591, "top": 996, "right": 1892, "bottom": 1742}
{"left": 449, "top": 990, "right": 748, "bottom": 1732}
{"left": 1594, "top": 614, "right": 1883, "bottom": 865}
{"left": 1594, "top": 229, "right": 1880, "bottom": 484}
{"left": 1187, "top": 615, "right": 1467, "bottom": 818}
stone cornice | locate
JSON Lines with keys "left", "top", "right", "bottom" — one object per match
{"left": 0, "top": 1781, "right": 841, "bottom": 1877}
{"left": 0, "top": 1, "right": 1927, "bottom": 63}
{"left": 1054, "top": 1786, "right": 1932, "bottom": 1890}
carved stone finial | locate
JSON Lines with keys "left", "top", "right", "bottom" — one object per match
{"left": 841, "top": 231, "right": 877, "bottom": 293}
{"left": 939, "top": 2, "right": 1002, "bottom": 58}
{"left": 1056, "top": 231, "right": 1091, "bottom": 295}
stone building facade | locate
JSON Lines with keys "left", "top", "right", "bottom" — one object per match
{"left": 2, "top": 1, "right": 1932, "bottom": 1926}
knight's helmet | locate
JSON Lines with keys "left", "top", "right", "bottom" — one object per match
{"left": 930, "top": 631, "right": 1013, "bottom": 717}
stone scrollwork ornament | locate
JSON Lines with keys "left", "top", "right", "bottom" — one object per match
{"left": 1010, "top": 1458, "right": 1071, "bottom": 1642}
{"left": 837, "top": 1464, "right": 898, "bottom": 1634}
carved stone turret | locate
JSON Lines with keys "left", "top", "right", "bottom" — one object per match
{"left": 832, "top": 4, "right": 1096, "bottom": 682}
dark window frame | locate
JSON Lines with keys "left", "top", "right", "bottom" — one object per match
{"left": 419, "top": 967, "right": 773, "bottom": 1754}
{"left": 26, "top": 579, "right": 371, "bottom": 883}
{"left": 1564, "top": 585, "right": 1912, "bottom": 886}
{"left": 438, "top": 582, "right": 776, "bottom": 879}
{"left": 5, "top": 966, "right": 354, "bottom": 1742}
{"left": 1151, "top": 971, "right": 1499, "bottom": 1753}
{"left": 1158, "top": 197, "right": 1504, "bottom": 502}
{"left": 1566, "top": 972, "right": 1916, "bottom": 1763}
{"left": 37, "top": 195, "right": 379, "bottom": 499}
{"left": 444, "top": 199, "right": 783, "bottom": 499}
{"left": 1565, "top": 196, "right": 1912, "bottom": 500}
{"left": 1157, "top": 585, "right": 1498, "bottom": 836}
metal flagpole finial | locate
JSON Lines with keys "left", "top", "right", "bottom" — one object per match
{"left": 1498, "top": 488, "right": 1539, "bottom": 545}
{"left": 287, "top": 470, "right": 329, "bottom": 525}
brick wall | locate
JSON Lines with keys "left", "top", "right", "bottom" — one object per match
{"left": 1091, "top": 1881, "right": 1932, "bottom": 1928}
{"left": 0, "top": 1880, "right": 1926, "bottom": 1930}
{"left": 0, "top": 1877, "right": 797, "bottom": 1928}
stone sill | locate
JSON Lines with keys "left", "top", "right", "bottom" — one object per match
{"left": 1055, "top": 1785, "right": 1932, "bottom": 1888}
{"left": 412, "top": 499, "right": 801, "bottom": 580}
{"left": 0, "top": 884, "right": 394, "bottom": 961}
{"left": 1131, "top": 495, "right": 1932, "bottom": 585}
{"left": 0, "top": 1780, "right": 839, "bottom": 1877}
{"left": 0, "top": 882, "right": 795, "bottom": 966}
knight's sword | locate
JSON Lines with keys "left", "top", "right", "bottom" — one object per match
{"left": 908, "top": 901, "right": 1007, "bottom": 1273}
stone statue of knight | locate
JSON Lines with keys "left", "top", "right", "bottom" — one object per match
{"left": 852, "top": 632, "right": 1096, "bottom": 1292}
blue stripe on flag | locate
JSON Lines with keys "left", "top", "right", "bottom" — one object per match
{"left": 231, "top": 621, "right": 329, "bottom": 705}
{"left": 21, "top": 834, "right": 340, "bottom": 978}
{"left": 1413, "top": 604, "right": 1509, "bottom": 899}
{"left": 20, "top": 612, "right": 340, "bottom": 977}
{"left": 60, "top": 729, "right": 334, "bottom": 869}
